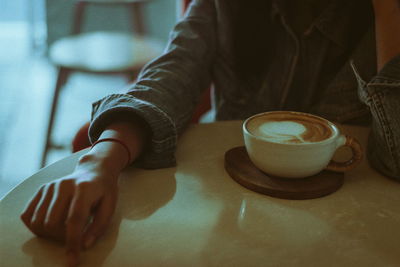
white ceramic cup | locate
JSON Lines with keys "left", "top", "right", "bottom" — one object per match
{"left": 243, "top": 111, "right": 363, "bottom": 178}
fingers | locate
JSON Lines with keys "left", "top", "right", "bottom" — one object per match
{"left": 83, "top": 191, "right": 118, "bottom": 249}
{"left": 21, "top": 184, "right": 56, "bottom": 237}
{"left": 20, "top": 185, "right": 44, "bottom": 228}
{"left": 45, "top": 180, "right": 73, "bottom": 230}
{"left": 20, "top": 176, "right": 118, "bottom": 267}
{"left": 21, "top": 181, "right": 73, "bottom": 241}
{"left": 30, "top": 184, "right": 55, "bottom": 235}
{"left": 65, "top": 188, "right": 92, "bottom": 267}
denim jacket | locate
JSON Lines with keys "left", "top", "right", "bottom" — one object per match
{"left": 89, "top": 0, "right": 400, "bottom": 180}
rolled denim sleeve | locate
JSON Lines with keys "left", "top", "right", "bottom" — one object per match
{"left": 352, "top": 54, "right": 400, "bottom": 180}
{"left": 89, "top": 0, "right": 217, "bottom": 169}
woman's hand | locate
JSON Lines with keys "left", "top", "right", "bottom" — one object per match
{"left": 20, "top": 121, "right": 148, "bottom": 266}
{"left": 20, "top": 155, "right": 120, "bottom": 266}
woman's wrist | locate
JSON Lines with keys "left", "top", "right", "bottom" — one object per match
{"left": 78, "top": 142, "right": 128, "bottom": 174}
{"left": 79, "top": 120, "right": 149, "bottom": 175}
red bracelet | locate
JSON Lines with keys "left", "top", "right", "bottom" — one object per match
{"left": 91, "top": 138, "right": 132, "bottom": 166}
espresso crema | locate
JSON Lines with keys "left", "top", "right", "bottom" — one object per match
{"left": 246, "top": 112, "right": 334, "bottom": 144}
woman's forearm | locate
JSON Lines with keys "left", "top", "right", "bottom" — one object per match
{"left": 372, "top": 0, "right": 400, "bottom": 71}
{"left": 78, "top": 120, "right": 149, "bottom": 179}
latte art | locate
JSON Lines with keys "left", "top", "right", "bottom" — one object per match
{"left": 246, "top": 113, "right": 334, "bottom": 144}
{"left": 259, "top": 121, "right": 308, "bottom": 143}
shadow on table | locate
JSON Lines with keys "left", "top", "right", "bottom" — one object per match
{"left": 22, "top": 166, "right": 177, "bottom": 266}
{"left": 22, "top": 237, "right": 65, "bottom": 267}
{"left": 117, "top": 166, "right": 177, "bottom": 221}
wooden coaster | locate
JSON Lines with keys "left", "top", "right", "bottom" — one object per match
{"left": 224, "top": 146, "right": 344, "bottom": 200}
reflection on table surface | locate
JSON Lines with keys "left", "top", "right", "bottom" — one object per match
{"left": 1, "top": 121, "right": 400, "bottom": 266}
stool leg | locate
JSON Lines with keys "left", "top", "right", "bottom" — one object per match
{"left": 41, "top": 67, "right": 70, "bottom": 168}
{"left": 72, "top": 1, "right": 87, "bottom": 35}
{"left": 130, "top": 3, "right": 145, "bottom": 35}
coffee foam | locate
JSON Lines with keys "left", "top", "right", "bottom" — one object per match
{"left": 259, "top": 121, "right": 308, "bottom": 143}
{"left": 246, "top": 112, "right": 334, "bottom": 144}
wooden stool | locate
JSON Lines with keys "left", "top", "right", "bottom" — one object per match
{"left": 41, "top": 0, "right": 164, "bottom": 167}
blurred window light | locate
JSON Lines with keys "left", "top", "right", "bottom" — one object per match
{"left": 0, "top": 0, "right": 47, "bottom": 58}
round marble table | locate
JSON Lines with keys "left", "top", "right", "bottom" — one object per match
{"left": 1, "top": 121, "right": 400, "bottom": 266}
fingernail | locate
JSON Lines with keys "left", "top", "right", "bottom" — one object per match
{"left": 84, "top": 235, "right": 95, "bottom": 249}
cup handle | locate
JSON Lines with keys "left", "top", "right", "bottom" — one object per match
{"left": 325, "top": 135, "right": 363, "bottom": 172}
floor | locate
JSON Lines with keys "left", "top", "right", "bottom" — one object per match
{"left": 0, "top": 24, "right": 130, "bottom": 199}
